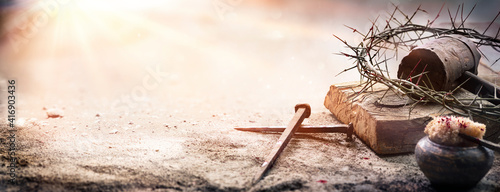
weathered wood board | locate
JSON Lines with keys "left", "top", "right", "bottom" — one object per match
{"left": 324, "top": 82, "right": 496, "bottom": 155}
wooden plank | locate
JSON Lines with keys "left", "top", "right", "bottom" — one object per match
{"left": 323, "top": 82, "right": 498, "bottom": 154}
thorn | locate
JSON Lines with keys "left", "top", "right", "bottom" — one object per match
{"left": 344, "top": 24, "right": 357, "bottom": 33}
{"left": 453, "top": 4, "right": 460, "bottom": 27}
{"left": 447, "top": 8, "right": 456, "bottom": 29}
{"left": 332, "top": 34, "right": 347, "bottom": 44}
{"left": 429, "top": 3, "right": 445, "bottom": 26}
{"left": 416, "top": 64, "right": 428, "bottom": 86}
{"left": 458, "top": 3, "right": 476, "bottom": 28}
{"left": 407, "top": 59, "right": 422, "bottom": 81}
{"left": 336, "top": 65, "right": 357, "bottom": 77}
{"left": 483, "top": 10, "right": 500, "bottom": 35}
{"left": 491, "top": 57, "right": 500, "bottom": 67}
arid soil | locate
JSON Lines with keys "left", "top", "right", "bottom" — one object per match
{"left": 0, "top": 0, "right": 499, "bottom": 191}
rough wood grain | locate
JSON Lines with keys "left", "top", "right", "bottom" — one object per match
{"left": 324, "top": 82, "right": 496, "bottom": 154}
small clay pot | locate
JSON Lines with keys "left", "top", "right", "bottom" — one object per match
{"left": 415, "top": 136, "right": 494, "bottom": 189}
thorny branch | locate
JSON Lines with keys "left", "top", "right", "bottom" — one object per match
{"left": 334, "top": 4, "right": 500, "bottom": 140}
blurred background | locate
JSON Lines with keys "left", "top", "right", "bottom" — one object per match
{"left": 0, "top": 0, "right": 499, "bottom": 112}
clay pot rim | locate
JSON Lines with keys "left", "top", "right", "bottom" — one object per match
{"left": 424, "top": 136, "right": 479, "bottom": 150}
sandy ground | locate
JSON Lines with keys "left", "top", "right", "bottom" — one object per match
{"left": 0, "top": 0, "right": 499, "bottom": 191}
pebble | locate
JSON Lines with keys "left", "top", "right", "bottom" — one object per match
{"left": 109, "top": 129, "right": 118, "bottom": 134}
{"left": 14, "top": 118, "right": 26, "bottom": 127}
{"left": 46, "top": 108, "right": 64, "bottom": 118}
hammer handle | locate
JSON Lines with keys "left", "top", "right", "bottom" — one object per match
{"left": 462, "top": 71, "right": 500, "bottom": 105}
{"left": 459, "top": 133, "right": 500, "bottom": 153}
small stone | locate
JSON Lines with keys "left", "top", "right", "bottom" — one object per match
{"left": 18, "top": 159, "right": 28, "bottom": 166}
{"left": 15, "top": 118, "right": 26, "bottom": 128}
{"left": 95, "top": 113, "right": 101, "bottom": 117}
{"left": 109, "top": 129, "right": 118, "bottom": 134}
{"left": 46, "top": 108, "right": 64, "bottom": 118}
{"left": 164, "top": 123, "right": 169, "bottom": 127}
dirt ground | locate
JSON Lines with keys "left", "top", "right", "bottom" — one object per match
{"left": 0, "top": 0, "right": 499, "bottom": 191}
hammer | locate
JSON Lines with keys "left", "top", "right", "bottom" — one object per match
{"left": 398, "top": 35, "right": 500, "bottom": 105}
